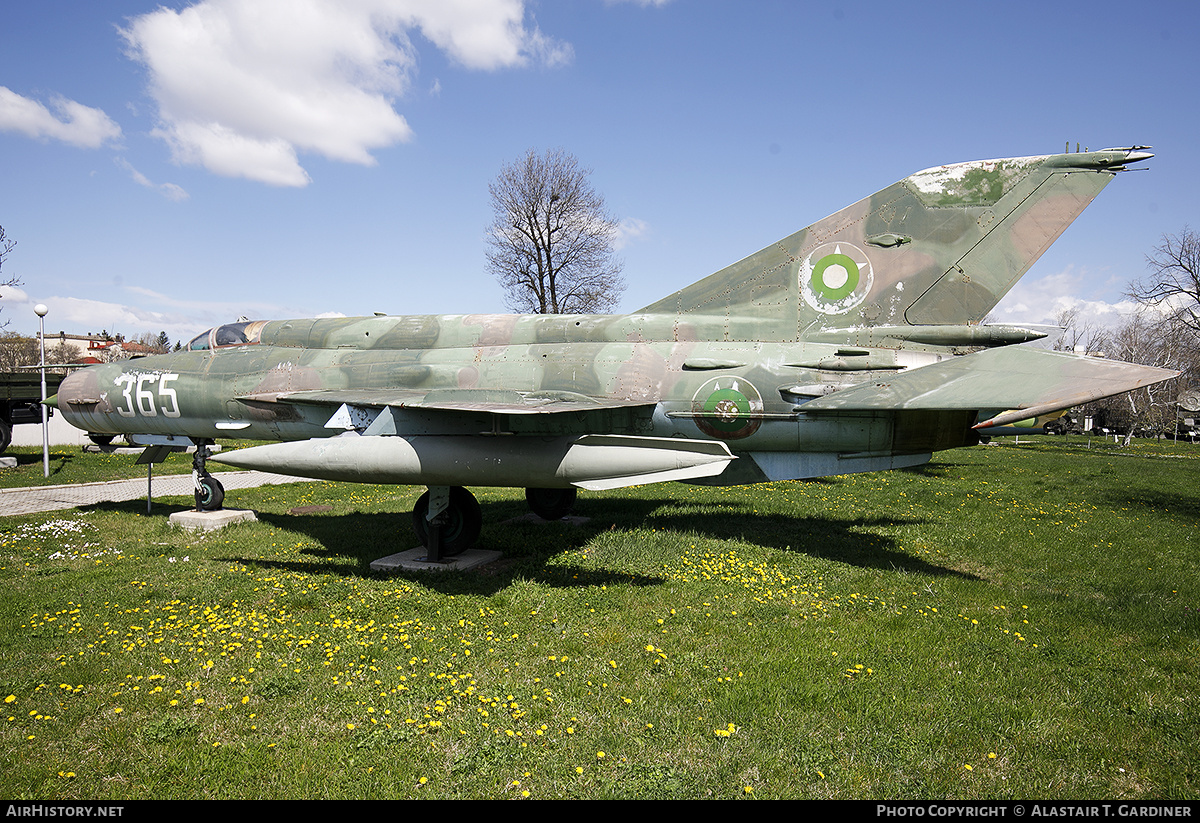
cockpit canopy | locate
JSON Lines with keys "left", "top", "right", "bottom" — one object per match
{"left": 187, "top": 320, "right": 267, "bottom": 351}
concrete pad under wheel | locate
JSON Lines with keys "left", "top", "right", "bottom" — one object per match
{"left": 0, "top": 457, "right": 17, "bottom": 469}
{"left": 169, "top": 508, "right": 258, "bottom": 532}
{"left": 370, "top": 546, "right": 502, "bottom": 573}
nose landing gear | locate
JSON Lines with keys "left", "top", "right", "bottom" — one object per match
{"left": 191, "top": 440, "right": 225, "bottom": 512}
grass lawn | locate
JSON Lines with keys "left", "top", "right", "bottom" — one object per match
{"left": 1, "top": 437, "right": 1198, "bottom": 799}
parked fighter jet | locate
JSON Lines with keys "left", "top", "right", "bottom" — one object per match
{"left": 52, "top": 147, "right": 1174, "bottom": 557}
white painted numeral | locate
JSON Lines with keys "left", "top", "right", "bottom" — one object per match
{"left": 136, "top": 374, "right": 159, "bottom": 417}
{"left": 114, "top": 374, "right": 136, "bottom": 417}
{"left": 113, "top": 372, "right": 182, "bottom": 418}
{"left": 159, "top": 373, "right": 180, "bottom": 418}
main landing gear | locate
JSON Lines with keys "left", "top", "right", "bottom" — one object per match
{"left": 191, "top": 440, "right": 225, "bottom": 512}
{"left": 525, "top": 487, "right": 577, "bottom": 521}
{"left": 410, "top": 486, "right": 580, "bottom": 561}
{"left": 412, "top": 486, "right": 482, "bottom": 561}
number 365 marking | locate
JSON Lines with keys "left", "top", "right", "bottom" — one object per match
{"left": 114, "top": 372, "right": 180, "bottom": 418}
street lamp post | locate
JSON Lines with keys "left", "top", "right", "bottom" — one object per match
{"left": 34, "top": 303, "right": 48, "bottom": 478}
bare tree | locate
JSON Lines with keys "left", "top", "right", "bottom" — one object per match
{"left": 1086, "top": 310, "right": 1187, "bottom": 444}
{"left": 1052, "top": 307, "right": 1104, "bottom": 354}
{"left": 0, "top": 226, "right": 18, "bottom": 330}
{"left": 1128, "top": 227, "right": 1200, "bottom": 337}
{"left": 48, "top": 338, "right": 82, "bottom": 367}
{"left": 130, "top": 330, "right": 171, "bottom": 355}
{"left": 0, "top": 332, "right": 38, "bottom": 371}
{"left": 486, "top": 148, "right": 625, "bottom": 314}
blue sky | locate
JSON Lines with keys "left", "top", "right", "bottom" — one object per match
{"left": 1, "top": 0, "right": 1196, "bottom": 345}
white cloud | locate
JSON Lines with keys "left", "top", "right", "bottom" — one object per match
{"left": 115, "top": 158, "right": 189, "bottom": 201}
{"left": 121, "top": 0, "right": 571, "bottom": 186}
{"left": 613, "top": 216, "right": 649, "bottom": 251}
{"left": 0, "top": 86, "right": 122, "bottom": 148}
{"left": 991, "top": 266, "right": 1141, "bottom": 333}
{"left": 411, "top": 0, "right": 573, "bottom": 69}
{"left": 1, "top": 282, "right": 324, "bottom": 344}
{"left": 0, "top": 284, "right": 30, "bottom": 308}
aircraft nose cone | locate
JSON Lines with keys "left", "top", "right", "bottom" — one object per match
{"left": 56, "top": 367, "right": 116, "bottom": 419}
{"left": 57, "top": 369, "right": 95, "bottom": 405}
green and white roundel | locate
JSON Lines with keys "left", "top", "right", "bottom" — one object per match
{"left": 690, "top": 376, "right": 764, "bottom": 440}
{"left": 799, "top": 242, "right": 874, "bottom": 314}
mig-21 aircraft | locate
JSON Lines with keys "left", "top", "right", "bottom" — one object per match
{"left": 51, "top": 147, "right": 1175, "bottom": 557}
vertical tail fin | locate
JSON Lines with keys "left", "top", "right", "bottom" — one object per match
{"left": 640, "top": 148, "right": 1151, "bottom": 338}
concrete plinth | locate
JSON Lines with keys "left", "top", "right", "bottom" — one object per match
{"left": 169, "top": 508, "right": 258, "bottom": 532}
{"left": 0, "top": 457, "right": 17, "bottom": 469}
{"left": 370, "top": 546, "right": 502, "bottom": 573}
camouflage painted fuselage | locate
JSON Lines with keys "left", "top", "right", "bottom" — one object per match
{"left": 58, "top": 309, "right": 972, "bottom": 483}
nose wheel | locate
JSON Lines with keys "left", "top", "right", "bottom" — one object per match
{"left": 191, "top": 441, "right": 225, "bottom": 512}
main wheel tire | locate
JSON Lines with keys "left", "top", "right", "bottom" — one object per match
{"left": 88, "top": 433, "right": 115, "bottom": 446}
{"left": 525, "top": 487, "right": 577, "bottom": 521}
{"left": 412, "top": 487, "right": 482, "bottom": 556}
{"left": 195, "top": 475, "right": 225, "bottom": 511}
{"left": 0, "top": 421, "right": 10, "bottom": 455}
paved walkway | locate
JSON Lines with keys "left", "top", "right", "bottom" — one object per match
{"left": 0, "top": 471, "right": 317, "bottom": 516}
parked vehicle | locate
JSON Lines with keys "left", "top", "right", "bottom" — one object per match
{"left": 1, "top": 371, "right": 63, "bottom": 453}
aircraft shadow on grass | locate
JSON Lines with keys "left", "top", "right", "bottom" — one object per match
{"left": 81, "top": 493, "right": 979, "bottom": 597}
{"left": 1100, "top": 487, "right": 1200, "bottom": 522}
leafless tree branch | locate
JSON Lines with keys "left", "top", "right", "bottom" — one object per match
{"left": 485, "top": 149, "right": 625, "bottom": 314}
{"left": 1127, "top": 226, "right": 1200, "bottom": 336}
{"left": 0, "top": 225, "right": 19, "bottom": 330}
